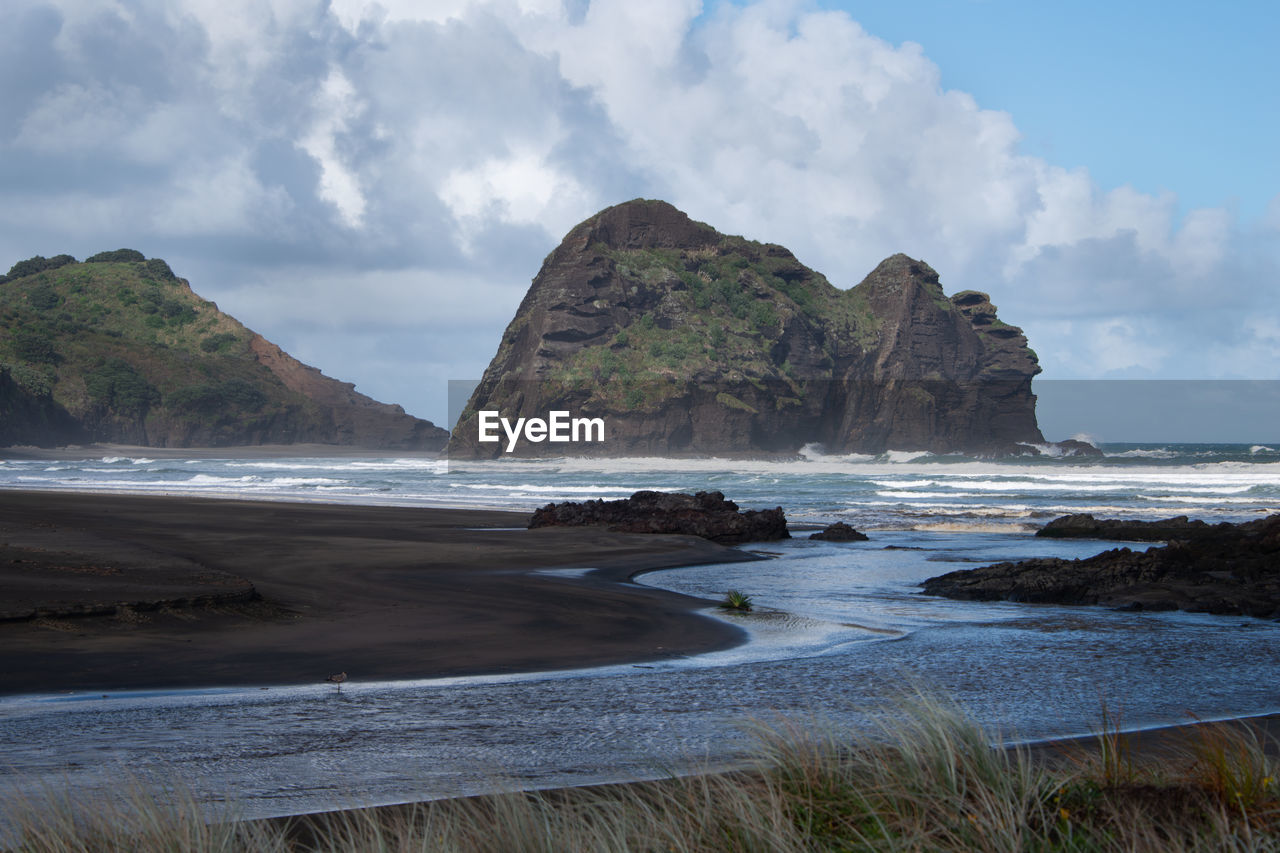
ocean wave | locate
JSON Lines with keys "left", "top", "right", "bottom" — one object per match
{"left": 448, "top": 483, "right": 641, "bottom": 495}
{"left": 227, "top": 458, "right": 448, "bottom": 472}
{"left": 797, "top": 443, "right": 878, "bottom": 463}
{"left": 1253, "top": 445, "right": 1277, "bottom": 454}
{"left": 1136, "top": 495, "right": 1272, "bottom": 505}
{"left": 910, "top": 521, "right": 1039, "bottom": 533}
{"left": 874, "top": 490, "right": 994, "bottom": 499}
{"left": 1016, "top": 442, "right": 1083, "bottom": 458}
{"left": 1107, "top": 448, "right": 1180, "bottom": 459}
{"left": 861, "top": 501, "right": 1033, "bottom": 515}
{"left": 881, "top": 449, "right": 936, "bottom": 463}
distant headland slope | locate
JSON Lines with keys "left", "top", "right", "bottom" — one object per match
{"left": 452, "top": 199, "right": 1064, "bottom": 458}
{"left": 0, "top": 250, "right": 447, "bottom": 449}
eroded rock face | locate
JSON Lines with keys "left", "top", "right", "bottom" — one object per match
{"left": 245, "top": 335, "right": 448, "bottom": 450}
{"left": 921, "top": 515, "right": 1280, "bottom": 619}
{"left": 0, "top": 368, "right": 86, "bottom": 446}
{"left": 452, "top": 199, "right": 1049, "bottom": 458}
{"left": 528, "top": 490, "right": 790, "bottom": 545}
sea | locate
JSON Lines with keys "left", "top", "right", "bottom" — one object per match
{"left": 1, "top": 442, "right": 1279, "bottom": 823}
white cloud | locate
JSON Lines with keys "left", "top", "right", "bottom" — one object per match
{"left": 440, "top": 147, "right": 592, "bottom": 251}
{"left": 297, "top": 68, "right": 369, "bottom": 228}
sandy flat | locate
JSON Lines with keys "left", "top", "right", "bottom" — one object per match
{"left": 0, "top": 490, "right": 755, "bottom": 695}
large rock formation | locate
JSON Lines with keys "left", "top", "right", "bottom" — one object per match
{"left": 451, "top": 199, "right": 1052, "bottom": 458}
{"left": 921, "top": 514, "right": 1280, "bottom": 619}
{"left": 0, "top": 252, "right": 447, "bottom": 449}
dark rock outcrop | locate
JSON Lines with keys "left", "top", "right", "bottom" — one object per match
{"left": 452, "top": 199, "right": 1053, "bottom": 458}
{"left": 921, "top": 515, "right": 1280, "bottom": 619}
{"left": 1036, "top": 513, "right": 1236, "bottom": 542}
{"left": 0, "top": 366, "right": 86, "bottom": 446}
{"left": 809, "top": 522, "right": 869, "bottom": 541}
{"left": 528, "top": 490, "right": 789, "bottom": 545}
{"left": 1048, "top": 439, "right": 1105, "bottom": 458}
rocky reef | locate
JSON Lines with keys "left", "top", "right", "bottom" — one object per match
{"left": 528, "top": 490, "right": 789, "bottom": 545}
{"left": 1035, "top": 513, "right": 1235, "bottom": 541}
{"left": 921, "top": 514, "right": 1280, "bottom": 619}
{"left": 0, "top": 251, "right": 447, "bottom": 449}
{"left": 452, "top": 199, "right": 1061, "bottom": 458}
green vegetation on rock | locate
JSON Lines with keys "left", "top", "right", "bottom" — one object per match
{"left": 84, "top": 358, "right": 160, "bottom": 416}
{"left": 1, "top": 254, "right": 77, "bottom": 283}
{"left": 540, "top": 236, "right": 832, "bottom": 414}
{"left": 85, "top": 248, "right": 146, "bottom": 264}
{"left": 0, "top": 253, "right": 306, "bottom": 445}
{"left": 2, "top": 250, "right": 447, "bottom": 449}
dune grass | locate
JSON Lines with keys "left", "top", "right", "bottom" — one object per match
{"left": 5, "top": 696, "right": 1278, "bottom": 851}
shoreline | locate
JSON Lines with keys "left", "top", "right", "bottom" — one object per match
{"left": 261, "top": 710, "right": 1280, "bottom": 835}
{"left": 0, "top": 442, "right": 448, "bottom": 461}
{"left": 0, "top": 489, "right": 759, "bottom": 696}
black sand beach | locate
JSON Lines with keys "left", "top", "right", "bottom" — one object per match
{"left": 0, "top": 490, "right": 755, "bottom": 696}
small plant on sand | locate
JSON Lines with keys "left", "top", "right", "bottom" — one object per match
{"left": 719, "top": 589, "right": 753, "bottom": 611}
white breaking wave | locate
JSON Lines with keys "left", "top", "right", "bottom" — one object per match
{"left": 910, "top": 521, "right": 1039, "bottom": 533}
{"left": 449, "top": 483, "right": 642, "bottom": 495}
{"left": 227, "top": 458, "right": 448, "bottom": 472}
{"left": 1108, "top": 448, "right": 1180, "bottom": 459}
{"left": 882, "top": 449, "right": 936, "bottom": 464}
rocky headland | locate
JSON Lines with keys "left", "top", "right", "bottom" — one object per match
{"left": 0, "top": 250, "right": 447, "bottom": 449}
{"left": 529, "top": 490, "right": 789, "bottom": 545}
{"left": 452, "top": 199, "right": 1081, "bottom": 459}
{"left": 922, "top": 514, "right": 1280, "bottom": 618}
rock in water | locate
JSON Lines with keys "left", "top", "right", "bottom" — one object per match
{"left": 922, "top": 514, "right": 1280, "bottom": 619}
{"left": 451, "top": 199, "right": 1049, "bottom": 458}
{"left": 809, "top": 522, "right": 869, "bottom": 541}
{"left": 1035, "top": 513, "right": 1233, "bottom": 541}
{"left": 529, "top": 490, "right": 789, "bottom": 545}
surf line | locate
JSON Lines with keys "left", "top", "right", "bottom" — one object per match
{"left": 477, "top": 410, "right": 606, "bottom": 453}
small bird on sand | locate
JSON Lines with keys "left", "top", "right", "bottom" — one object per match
{"left": 325, "top": 672, "right": 347, "bottom": 690}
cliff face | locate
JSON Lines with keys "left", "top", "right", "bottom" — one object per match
{"left": 451, "top": 199, "right": 1046, "bottom": 458}
{"left": 0, "top": 253, "right": 447, "bottom": 449}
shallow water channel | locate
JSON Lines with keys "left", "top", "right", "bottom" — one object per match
{"left": 3, "top": 530, "right": 1279, "bottom": 822}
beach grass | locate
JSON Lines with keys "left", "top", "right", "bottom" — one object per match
{"left": 5, "top": 697, "right": 1279, "bottom": 851}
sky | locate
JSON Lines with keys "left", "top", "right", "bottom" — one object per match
{"left": 1, "top": 0, "right": 1277, "bottom": 429}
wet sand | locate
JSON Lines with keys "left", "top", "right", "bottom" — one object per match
{"left": 0, "top": 490, "right": 756, "bottom": 696}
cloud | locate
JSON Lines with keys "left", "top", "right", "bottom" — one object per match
{"left": 0, "top": 0, "right": 1275, "bottom": 424}
{"left": 297, "top": 67, "right": 369, "bottom": 228}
